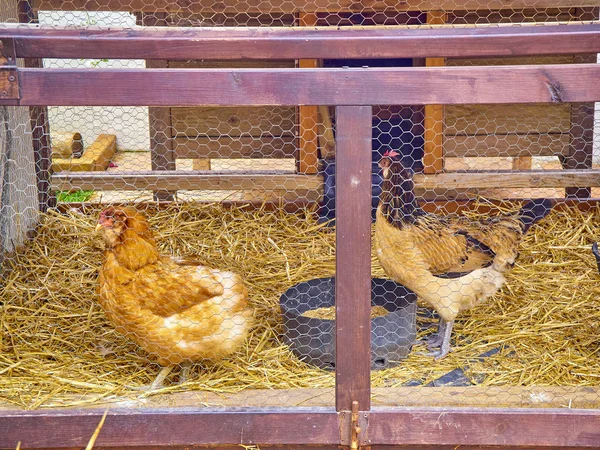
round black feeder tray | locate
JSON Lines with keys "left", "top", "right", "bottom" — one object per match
{"left": 280, "top": 277, "right": 417, "bottom": 370}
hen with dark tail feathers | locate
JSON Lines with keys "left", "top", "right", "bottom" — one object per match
{"left": 375, "top": 151, "right": 554, "bottom": 359}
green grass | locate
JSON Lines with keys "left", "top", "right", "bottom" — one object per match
{"left": 56, "top": 190, "right": 94, "bottom": 203}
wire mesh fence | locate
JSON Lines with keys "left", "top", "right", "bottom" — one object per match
{"left": 1, "top": 0, "right": 600, "bottom": 414}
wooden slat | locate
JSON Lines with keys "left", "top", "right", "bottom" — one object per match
{"left": 297, "top": 12, "right": 320, "bottom": 175}
{"left": 4, "top": 23, "right": 600, "bottom": 60}
{"left": 447, "top": 55, "right": 576, "bottom": 66}
{"left": 174, "top": 135, "right": 296, "bottom": 159}
{"left": 30, "top": 0, "right": 600, "bottom": 13}
{"left": 414, "top": 169, "right": 600, "bottom": 190}
{"left": 15, "top": 386, "right": 600, "bottom": 410}
{"left": 444, "top": 133, "right": 569, "bottom": 158}
{"left": 139, "top": 12, "right": 176, "bottom": 201}
{"left": 317, "top": 105, "right": 336, "bottom": 159}
{"left": 2, "top": 405, "right": 600, "bottom": 448}
{"left": 445, "top": 104, "right": 571, "bottom": 135}
{"left": 51, "top": 171, "right": 323, "bottom": 192}
{"left": 367, "top": 409, "right": 600, "bottom": 447}
{"left": 0, "top": 410, "right": 340, "bottom": 448}
{"left": 564, "top": 53, "right": 597, "bottom": 198}
{"left": 172, "top": 106, "right": 295, "bottom": 136}
{"left": 335, "top": 105, "right": 372, "bottom": 412}
{"left": 12, "top": 64, "right": 600, "bottom": 107}
{"left": 423, "top": 11, "right": 446, "bottom": 174}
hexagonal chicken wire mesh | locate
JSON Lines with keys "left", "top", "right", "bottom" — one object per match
{"left": 1, "top": 0, "right": 600, "bottom": 412}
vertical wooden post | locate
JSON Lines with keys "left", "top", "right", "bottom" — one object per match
{"left": 18, "top": 0, "right": 55, "bottom": 212}
{"left": 138, "top": 12, "right": 176, "bottom": 202}
{"left": 297, "top": 12, "right": 319, "bottom": 174}
{"left": 335, "top": 105, "right": 372, "bottom": 412}
{"left": 422, "top": 11, "right": 445, "bottom": 175}
{"left": 564, "top": 7, "right": 598, "bottom": 199}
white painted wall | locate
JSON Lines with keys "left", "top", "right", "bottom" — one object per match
{"left": 38, "top": 11, "right": 150, "bottom": 152}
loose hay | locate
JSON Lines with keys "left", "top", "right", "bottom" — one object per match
{"left": 1, "top": 201, "right": 600, "bottom": 409}
{"left": 301, "top": 305, "right": 390, "bottom": 320}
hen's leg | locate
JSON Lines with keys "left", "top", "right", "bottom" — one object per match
{"left": 149, "top": 365, "right": 174, "bottom": 390}
{"left": 428, "top": 320, "right": 454, "bottom": 360}
{"left": 424, "top": 319, "right": 446, "bottom": 350}
{"left": 178, "top": 362, "right": 192, "bottom": 384}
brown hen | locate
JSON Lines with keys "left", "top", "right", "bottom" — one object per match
{"left": 375, "top": 151, "right": 553, "bottom": 359}
{"left": 96, "top": 206, "right": 254, "bottom": 389}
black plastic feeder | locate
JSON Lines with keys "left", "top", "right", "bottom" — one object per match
{"left": 280, "top": 277, "right": 417, "bottom": 370}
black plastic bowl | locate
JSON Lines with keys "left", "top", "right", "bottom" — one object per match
{"left": 280, "top": 277, "right": 417, "bottom": 370}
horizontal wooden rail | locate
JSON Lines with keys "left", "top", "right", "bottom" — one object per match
{"left": 29, "top": 0, "right": 600, "bottom": 13}
{"left": 53, "top": 169, "right": 600, "bottom": 193}
{"left": 415, "top": 169, "right": 600, "bottom": 190}
{"left": 51, "top": 171, "right": 323, "bottom": 191}
{"left": 2, "top": 407, "right": 600, "bottom": 448}
{"left": 2, "top": 23, "right": 600, "bottom": 60}
{"left": 5, "top": 64, "right": 600, "bottom": 106}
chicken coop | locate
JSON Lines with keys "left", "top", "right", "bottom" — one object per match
{"left": 2, "top": 0, "right": 600, "bottom": 447}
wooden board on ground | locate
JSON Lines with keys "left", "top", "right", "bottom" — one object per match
{"left": 51, "top": 134, "right": 116, "bottom": 172}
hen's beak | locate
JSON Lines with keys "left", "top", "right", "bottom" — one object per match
{"left": 95, "top": 223, "right": 103, "bottom": 232}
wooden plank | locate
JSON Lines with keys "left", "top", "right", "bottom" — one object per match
{"left": 5, "top": 23, "right": 600, "bottom": 60}
{"left": 564, "top": 52, "right": 597, "bottom": 198}
{"left": 172, "top": 106, "right": 295, "bottom": 137}
{"left": 51, "top": 171, "right": 323, "bottom": 192}
{"left": 335, "top": 105, "right": 372, "bottom": 412}
{"left": 140, "top": 12, "right": 176, "bottom": 202}
{"left": 30, "top": 0, "right": 600, "bottom": 13}
{"left": 297, "top": 12, "right": 319, "bottom": 175}
{"left": 512, "top": 155, "right": 532, "bottom": 170}
{"left": 444, "top": 133, "right": 569, "bottom": 158}
{"left": 447, "top": 55, "right": 575, "bottom": 66}
{"left": 174, "top": 135, "right": 296, "bottom": 159}
{"left": 13, "top": 64, "right": 600, "bottom": 107}
{"left": 423, "top": 11, "right": 445, "bottom": 174}
{"left": 17, "top": 3, "right": 54, "bottom": 211}
{"left": 0, "top": 410, "right": 340, "bottom": 448}
{"left": 445, "top": 104, "right": 571, "bottom": 136}
{"left": 52, "top": 134, "right": 116, "bottom": 172}
{"left": 15, "top": 386, "right": 600, "bottom": 410}
{"left": 317, "top": 105, "right": 336, "bottom": 159}
{"left": 414, "top": 169, "right": 600, "bottom": 190}
{"left": 2, "top": 405, "right": 600, "bottom": 448}
{"left": 367, "top": 409, "right": 600, "bottom": 447}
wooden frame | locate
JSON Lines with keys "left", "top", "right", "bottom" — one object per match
{"left": 2, "top": 24, "right": 600, "bottom": 449}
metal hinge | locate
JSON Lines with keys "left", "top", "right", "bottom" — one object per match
{"left": 339, "top": 401, "right": 369, "bottom": 449}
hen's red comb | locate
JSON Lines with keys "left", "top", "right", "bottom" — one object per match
{"left": 383, "top": 150, "right": 400, "bottom": 158}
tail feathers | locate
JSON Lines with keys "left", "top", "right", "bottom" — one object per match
{"left": 518, "top": 198, "right": 554, "bottom": 234}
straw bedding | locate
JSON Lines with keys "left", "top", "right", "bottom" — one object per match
{"left": 0, "top": 202, "right": 599, "bottom": 409}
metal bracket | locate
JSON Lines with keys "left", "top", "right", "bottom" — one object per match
{"left": 0, "top": 39, "right": 19, "bottom": 104}
{"left": 0, "top": 38, "right": 16, "bottom": 67}
{"left": 339, "top": 401, "right": 369, "bottom": 449}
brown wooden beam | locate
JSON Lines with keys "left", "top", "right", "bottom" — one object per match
{"left": 297, "top": 13, "right": 320, "bottom": 175}
{"left": 2, "top": 407, "right": 600, "bottom": 448}
{"left": 3, "top": 23, "right": 600, "bottom": 60}
{"left": 0, "top": 409, "right": 340, "bottom": 448}
{"left": 138, "top": 12, "right": 176, "bottom": 201}
{"left": 17, "top": 2, "right": 54, "bottom": 212}
{"left": 414, "top": 169, "right": 600, "bottom": 190}
{"left": 422, "top": 11, "right": 446, "bottom": 174}
{"left": 335, "top": 106, "right": 372, "bottom": 412}
{"left": 51, "top": 171, "right": 323, "bottom": 192}
{"left": 29, "top": 0, "right": 600, "bottom": 13}
{"left": 10, "top": 64, "right": 600, "bottom": 107}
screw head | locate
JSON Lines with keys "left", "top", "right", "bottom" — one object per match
{"left": 8, "top": 75, "right": 15, "bottom": 82}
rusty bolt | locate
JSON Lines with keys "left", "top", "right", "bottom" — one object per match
{"left": 8, "top": 75, "right": 15, "bottom": 82}
{"left": 1, "top": 91, "right": 7, "bottom": 97}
